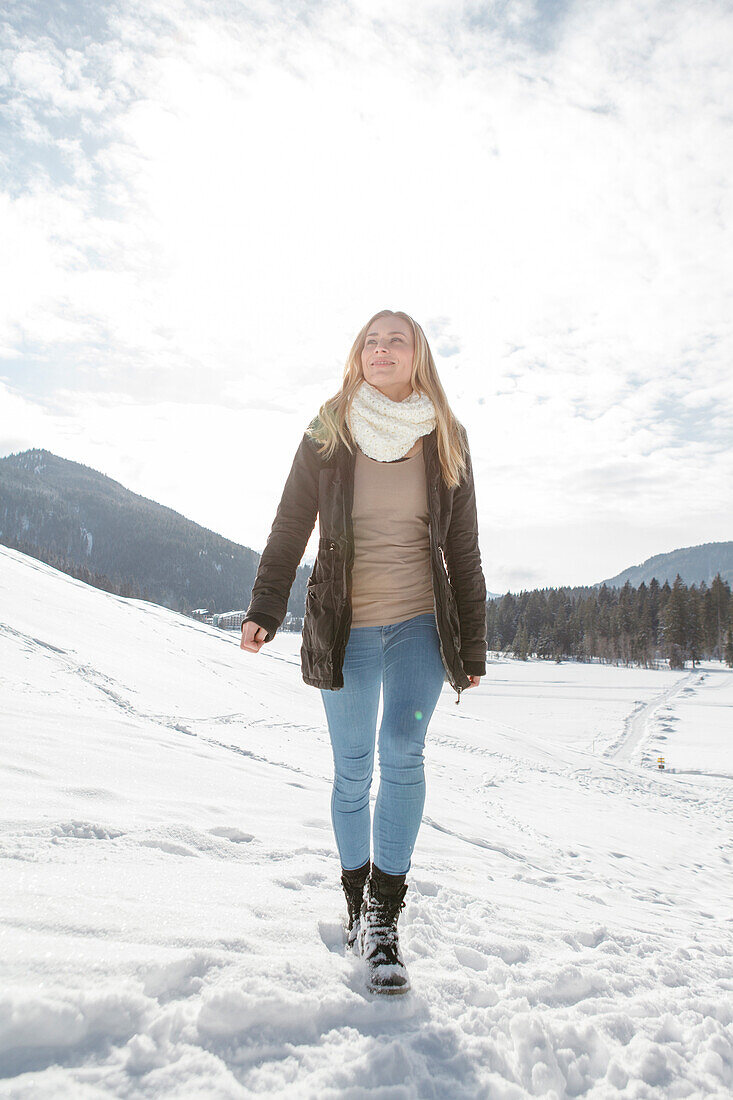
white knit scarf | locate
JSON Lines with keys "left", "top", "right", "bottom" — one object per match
{"left": 348, "top": 379, "right": 437, "bottom": 462}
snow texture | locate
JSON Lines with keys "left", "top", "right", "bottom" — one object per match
{"left": 0, "top": 544, "right": 731, "bottom": 1098}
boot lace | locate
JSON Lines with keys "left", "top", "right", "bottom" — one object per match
{"left": 364, "top": 887, "right": 407, "bottom": 965}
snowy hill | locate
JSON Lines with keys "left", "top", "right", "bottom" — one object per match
{"left": 601, "top": 540, "right": 733, "bottom": 589}
{"left": 1, "top": 543, "right": 731, "bottom": 1098}
{"left": 0, "top": 447, "right": 304, "bottom": 615}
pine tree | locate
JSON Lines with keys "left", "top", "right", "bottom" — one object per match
{"left": 707, "top": 574, "right": 731, "bottom": 660}
{"left": 725, "top": 628, "right": 733, "bottom": 669}
{"left": 687, "top": 585, "right": 704, "bottom": 668}
{"left": 662, "top": 574, "right": 688, "bottom": 667}
{"left": 512, "top": 623, "right": 529, "bottom": 660}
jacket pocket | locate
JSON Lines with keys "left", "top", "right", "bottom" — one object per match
{"left": 303, "top": 579, "right": 340, "bottom": 653}
{"left": 318, "top": 534, "right": 341, "bottom": 556}
{"left": 314, "top": 536, "right": 343, "bottom": 587}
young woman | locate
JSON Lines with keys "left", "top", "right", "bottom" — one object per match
{"left": 240, "top": 309, "right": 487, "bottom": 995}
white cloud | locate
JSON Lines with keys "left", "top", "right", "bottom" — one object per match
{"left": 1, "top": 0, "right": 731, "bottom": 588}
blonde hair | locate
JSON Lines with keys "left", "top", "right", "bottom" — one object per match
{"left": 307, "top": 309, "right": 469, "bottom": 489}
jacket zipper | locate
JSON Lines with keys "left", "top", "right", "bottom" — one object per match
{"left": 327, "top": 541, "right": 346, "bottom": 682}
{"left": 429, "top": 521, "right": 462, "bottom": 706}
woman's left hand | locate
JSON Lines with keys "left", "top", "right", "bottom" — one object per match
{"left": 465, "top": 675, "right": 482, "bottom": 689}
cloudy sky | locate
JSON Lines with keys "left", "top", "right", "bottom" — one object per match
{"left": 1, "top": 0, "right": 731, "bottom": 592}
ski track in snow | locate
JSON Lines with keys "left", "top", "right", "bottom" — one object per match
{"left": 608, "top": 670, "right": 698, "bottom": 763}
{"left": 0, "top": 545, "right": 732, "bottom": 1099}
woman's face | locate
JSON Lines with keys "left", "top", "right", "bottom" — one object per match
{"left": 360, "top": 315, "right": 415, "bottom": 403}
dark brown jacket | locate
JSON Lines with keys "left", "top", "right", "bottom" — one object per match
{"left": 243, "top": 419, "right": 487, "bottom": 704}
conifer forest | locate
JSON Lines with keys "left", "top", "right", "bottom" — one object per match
{"left": 487, "top": 574, "right": 733, "bottom": 669}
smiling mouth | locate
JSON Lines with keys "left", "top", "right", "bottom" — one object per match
{"left": 371, "top": 361, "right": 394, "bottom": 367}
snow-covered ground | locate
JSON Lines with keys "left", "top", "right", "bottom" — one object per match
{"left": 1, "top": 543, "right": 731, "bottom": 1099}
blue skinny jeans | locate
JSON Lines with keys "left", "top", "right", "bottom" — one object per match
{"left": 319, "top": 611, "right": 446, "bottom": 876}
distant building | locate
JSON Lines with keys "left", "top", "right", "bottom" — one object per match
{"left": 211, "top": 610, "right": 304, "bottom": 632}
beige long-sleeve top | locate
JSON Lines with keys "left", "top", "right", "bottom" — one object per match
{"left": 349, "top": 441, "right": 436, "bottom": 628}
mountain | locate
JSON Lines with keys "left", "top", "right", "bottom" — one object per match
{"left": 601, "top": 540, "right": 733, "bottom": 589}
{"left": 0, "top": 448, "right": 311, "bottom": 616}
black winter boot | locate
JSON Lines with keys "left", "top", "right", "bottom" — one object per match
{"left": 340, "top": 860, "right": 370, "bottom": 951}
{"left": 359, "top": 867, "right": 410, "bottom": 995}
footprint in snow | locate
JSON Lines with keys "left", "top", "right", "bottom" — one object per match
{"left": 318, "top": 919, "right": 347, "bottom": 955}
{"left": 454, "top": 944, "right": 489, "bottom": 971}
{"left": 274, "top": 870, "right": 328, "bottom": 890}
{"left": 411, "top": 879, "right": 439, "bottom": 897}
{"left": 208, "top": 827, "right": 255, "bottom": 843}
{"left": 51, "top": 821, "right": 126, "bottom": 841}
{"left": 139, "top": 839, "right": 196, "bottom": 857}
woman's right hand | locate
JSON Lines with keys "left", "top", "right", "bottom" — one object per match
{"left": 240, "top": 620, "right": 268, "bottom": 653}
